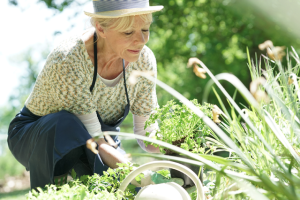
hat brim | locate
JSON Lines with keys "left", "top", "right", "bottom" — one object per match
{"left": 84, "top": 6, "right": 163, "bottom": 18}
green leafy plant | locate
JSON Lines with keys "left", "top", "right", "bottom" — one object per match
{"left": 27, "top": 163, "right": 137, "bottom": 200}
{"left": 144, "top": 99, "right": 216, "bottom": 155}
{"left": 182, "top": 45, "right": 300, "bottom": 199}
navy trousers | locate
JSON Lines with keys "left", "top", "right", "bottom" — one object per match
{"left": 7, "top": 106, "right": 122, "bottom": 189}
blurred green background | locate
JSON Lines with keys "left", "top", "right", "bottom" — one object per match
{"left": 1, "top": 0, "right": 300, "bottom": 198}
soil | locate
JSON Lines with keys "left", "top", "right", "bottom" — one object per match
{"left": 164, "top": 136, "right": 187, "bottom": 155}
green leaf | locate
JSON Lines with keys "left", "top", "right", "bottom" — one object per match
{"left": 180, "top": 143, "right": 189, "bottom": 151}
{"left": 71, "top": 168, "right": 77, "bottom": 179}
{"left": 80, "top": 175, "right": 89, "bottom": 184}
{"left": 134, "top": 173, "right": 144, "bottom": 185}
{"left": 156, "top": 169, "right": 171, "bottom": 178}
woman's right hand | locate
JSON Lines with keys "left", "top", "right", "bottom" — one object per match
{"left": 86, "top": 138, "right": 130, "bottom": 169}
{"left": 96, "top": 138, "right": 130, "bottom": 169}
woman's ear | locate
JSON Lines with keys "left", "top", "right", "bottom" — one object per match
{"left": 95, "top": 23, "right": 106, "bottom": 39}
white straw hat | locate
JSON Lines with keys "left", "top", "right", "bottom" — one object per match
{"left": 84, "top": 0, "right": 164, "bottom": 18}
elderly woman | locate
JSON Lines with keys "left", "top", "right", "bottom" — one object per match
{"left": 7, "top": 0, "right": 163, "bottom": 189}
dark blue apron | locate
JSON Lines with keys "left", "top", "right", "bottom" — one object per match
{"left": 7, "top": 32, "right": 130, "bottom": 189}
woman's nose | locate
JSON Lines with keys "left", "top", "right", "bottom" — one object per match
{"left": 134, "top": 31, "right": 147, "bottom": 45}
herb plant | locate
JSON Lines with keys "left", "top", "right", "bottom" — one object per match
{"left": 144, "top": 99, "right": 215, "bottom": 155}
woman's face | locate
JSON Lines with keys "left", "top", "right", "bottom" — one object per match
{"left": 100, "top": 16, "right": 151, "bottom": 62}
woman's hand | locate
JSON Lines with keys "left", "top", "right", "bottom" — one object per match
{"left": 143, "top": 130, "right": 161, "bottom": 153}
{"left": 144, "top": 145, "right": 160, "bottom": 153}
{"left": 96, "top": 138, "right": 130, "bottom": 169}
{"left": 133, "top": 114, "right": 161, "bottom": 153}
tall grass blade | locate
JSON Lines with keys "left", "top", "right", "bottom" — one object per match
{"left": 131, "top": 153, "right": 260, "bottom": 182}
{"left": 264, "top": 110, "right": 300, "bottom": 164}
{"left": 201, "top": 72, "right": 286, "bottom": 171}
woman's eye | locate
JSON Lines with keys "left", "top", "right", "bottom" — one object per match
{"left": 124, "top": 32, "right": 133, "bottom": 35}
{"left": 124, "top": 30, "right": 149, "bottom": 35}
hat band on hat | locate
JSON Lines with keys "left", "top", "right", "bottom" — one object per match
{"left": 93, "top": 0, "right": 150, "bottom": 13}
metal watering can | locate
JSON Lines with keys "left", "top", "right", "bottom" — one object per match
{"left": 119, "top": 161, "right": 205, "bottom": 200}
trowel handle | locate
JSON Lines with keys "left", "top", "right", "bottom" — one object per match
{"left": 119, "top": 161, "right": 204, "bottom": 200}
